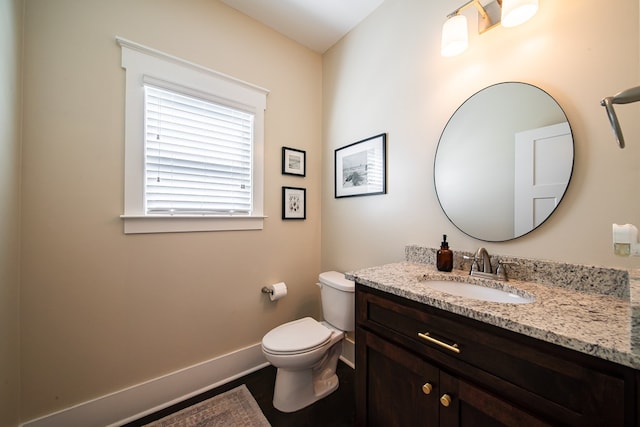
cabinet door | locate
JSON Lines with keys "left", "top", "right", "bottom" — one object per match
{"left": 357, "top": 328, "right": 440, "bottom": 426}
{"left": 438, "top": 371, "right": 552, "bottom": 427}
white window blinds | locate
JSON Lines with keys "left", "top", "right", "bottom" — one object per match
{"left": 144, "top": 85, "right": 254, "bottom": 215}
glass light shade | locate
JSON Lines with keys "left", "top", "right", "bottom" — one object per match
{"left": 441, "top": 15, "right": 468, "bottom": 57}
{"left": 501, "top": 0, "right": 538, "bottom": 28}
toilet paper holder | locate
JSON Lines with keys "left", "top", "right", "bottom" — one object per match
{"left": 262, "top": 282, "right": 287, "bottom": 301}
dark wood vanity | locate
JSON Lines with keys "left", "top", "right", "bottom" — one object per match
{"left": 355, "top": 284, "right": 639, "bottom": 426}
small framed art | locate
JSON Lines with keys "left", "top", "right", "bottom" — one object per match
{"left": 282, "top": 186, "right": 306, "bottom": 220}
{"left": 335, "top": 133, "right": 387, "bottom": 198}
{"left": 282, "top": 147, "right": 306, "bottom": 177}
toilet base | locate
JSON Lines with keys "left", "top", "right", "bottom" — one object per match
{"left": 272, "top": 369, "right": 339, "bottom": 413}
{"left": 272, "top": 341, "right": 342, "bottom": 413}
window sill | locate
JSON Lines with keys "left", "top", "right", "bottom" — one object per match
{"left": 120, "top": 214, "right": 266, "bottom": 234}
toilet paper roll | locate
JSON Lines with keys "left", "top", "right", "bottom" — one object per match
{"left": 269, "top": 282, "right": 288, "bottom": 301}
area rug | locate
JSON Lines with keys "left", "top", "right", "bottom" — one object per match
{"left": 144, "top": 384, "right": 271, "bottom": 427}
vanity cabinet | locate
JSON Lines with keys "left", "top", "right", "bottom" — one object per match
{"left": 355, "top": 284, "right": 638, "bottom": 426}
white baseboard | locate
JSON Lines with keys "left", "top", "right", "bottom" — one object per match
{"left": 21, "top": 343, "right": 268, "bottom": 427}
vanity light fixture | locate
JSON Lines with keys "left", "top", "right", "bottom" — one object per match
{"left": 501, "top": 0, "right": 539, "bottom": 27}
{"left": 441, "top": 14, "right": 469, "bottom": 57}
{"left": 441, "top": 0, "right": 539, "bottom": 57}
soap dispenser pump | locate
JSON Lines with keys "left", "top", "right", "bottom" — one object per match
{"left": 437, "top": 234, "right": 453, "bottom": 272}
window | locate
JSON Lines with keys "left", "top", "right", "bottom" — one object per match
{"left": 144, "top": 85, "right": 254, "bottom": 215}
{"left": 118, "top": 37, "right": 268, "bottom": 234}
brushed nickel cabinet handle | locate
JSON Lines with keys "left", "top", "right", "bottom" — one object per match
{"left": 417, "top": 332, "right": 461, "bottom": 354}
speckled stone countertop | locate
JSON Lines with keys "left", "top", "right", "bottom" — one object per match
{"left": 347, "top": 246, "right": 640, "bottom": 370}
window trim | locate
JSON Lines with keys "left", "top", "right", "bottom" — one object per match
{"left": 117, "top": 37, "right": 269, "bottom": 234}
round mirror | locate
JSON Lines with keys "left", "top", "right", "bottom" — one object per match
{"left": 434, "top": 82, "right": 574, "bottom": 242}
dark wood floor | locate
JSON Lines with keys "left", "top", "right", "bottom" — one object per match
{"left": 122, "top": 361, "right": 355, "bottom": 426}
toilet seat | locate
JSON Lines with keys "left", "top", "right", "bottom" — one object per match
{"left": 262, "top": 317, "right": 332, "bottom": 355}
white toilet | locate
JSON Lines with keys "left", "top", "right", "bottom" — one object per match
{"left": 261, "top": 271, "right": 355, "bottom": 413}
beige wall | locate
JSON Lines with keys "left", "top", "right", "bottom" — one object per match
{"left": 0, "top": 0, "right": 23, "bottom": 425}
{"left": 12, "top": 0, "right": 640, "bottom": 423}
{"left": 322, "top": 0, "right": 640, "bottom": 272}
{"left": 20, "top": 0, "right": 322, "bottom": 421}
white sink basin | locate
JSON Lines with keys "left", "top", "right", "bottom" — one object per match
{"left": 423, "top": 280, "right": 535, "bottom": 304}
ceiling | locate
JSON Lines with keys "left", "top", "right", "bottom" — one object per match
{"left": 219, "top": 0, "right": 385, "bottom": 53}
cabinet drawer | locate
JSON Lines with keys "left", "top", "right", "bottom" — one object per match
{"left": 356, "top": 284, "right": 630, "bottom": 426}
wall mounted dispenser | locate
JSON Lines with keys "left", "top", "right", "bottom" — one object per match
{"left": 612, "top": 223, "right": 640, "bottom": 256}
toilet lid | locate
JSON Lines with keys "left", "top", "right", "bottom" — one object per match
{"left": 262, "top": 317, "right": 332, "bottom": 353}
{"left": 319, "top": 271, "right": 354, "bottom": 292}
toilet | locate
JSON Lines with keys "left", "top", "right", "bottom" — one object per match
{"left": 261, "top": 271, "right": 355, "bottom": 413}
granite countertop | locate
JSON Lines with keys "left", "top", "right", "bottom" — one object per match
{"left": 348, "top": 261, "right": 640, "bottom": 370}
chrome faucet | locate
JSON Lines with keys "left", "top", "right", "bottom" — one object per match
{"left": 465, "top": 247, "right": 514, "bottom": 281}
{"left": 475, "top": 247, "right": 492, "bottom": 274}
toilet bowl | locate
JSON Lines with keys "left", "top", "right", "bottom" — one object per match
{"left": 262, "top": 318, "right": 344, "bottom": 412}
{"left": 261, "top": 271, "right": 354, "bottom": 413}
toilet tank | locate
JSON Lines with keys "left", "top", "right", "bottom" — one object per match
{"left": 318, "top": 271, "right": 355, "bottom": 331}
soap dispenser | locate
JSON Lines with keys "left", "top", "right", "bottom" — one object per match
{"left": 437, "top": 234, "right": 453, "bottom": 272}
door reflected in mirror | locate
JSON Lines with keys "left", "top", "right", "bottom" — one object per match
{"left": 434, "top": 82, "right": 574, "bottom": 242}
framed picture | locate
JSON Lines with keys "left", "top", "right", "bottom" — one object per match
{"left": 335, "top": 133, "right": 387, "bottom": 198}
{"left": 282, "top": 147, "right": 306, "bottom": 177}
{"left": 282, "top": 186, "right": 306, "bottom": 220}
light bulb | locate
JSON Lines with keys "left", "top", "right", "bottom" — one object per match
{"left": 501, "top": 0, "right": 538, "bottom": 28}
{"left": 441, "top": 15, "right": 468, "bottom": 57}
